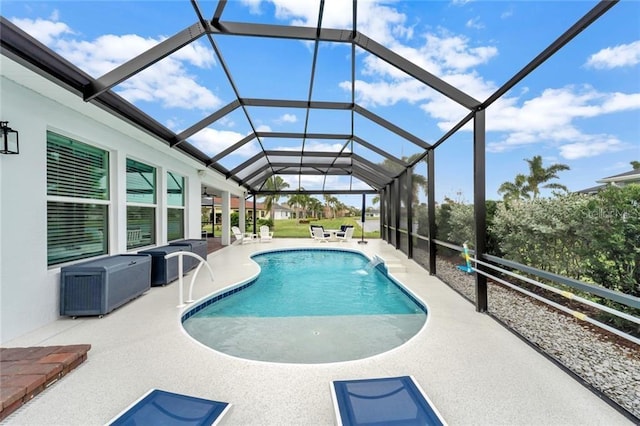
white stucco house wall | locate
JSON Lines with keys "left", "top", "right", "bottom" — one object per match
{"left": 0, "top": 56, "right": 246, "bottom": 344}
{"left": 271, "top": 203, "right": 293, "bottom": 220}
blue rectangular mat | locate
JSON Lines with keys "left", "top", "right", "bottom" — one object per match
{"left": 108, "top": 389, "right": 230, "bottom": 426}
{"left": 332, "top": 376, "right": 445, "bottom": 426}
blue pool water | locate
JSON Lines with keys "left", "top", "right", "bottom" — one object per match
{"left": 182, "top": 249, "right": 427, "bottom": 363}
{"left": 195, "top": 250, "right": 422, "bottom": 317}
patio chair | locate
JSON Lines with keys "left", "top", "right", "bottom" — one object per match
{"left": 310, "top": 225, "right": 330, "bottom": 238}
{"left": 259, "top": 225, "right": 274, "bottom": 242}
{"left": 336, "top": 227, "right": 354, "bottom": 242}
{"left": 331, "top": 376, "right": 445, "bottom": 426}
{"left": 108, "top": 389, "right": 231, "bottom": 425}
{"left": 231, "top": 226, "right": 254, "bottom": 244}
{"left": 336, "top": 225, "right": 353, "bottom": 238}
{"left": 127, "top": 229, "right": 142, "bottom": 246}
{"left": 312, "top": 227, "right": 330, "bottom": 242}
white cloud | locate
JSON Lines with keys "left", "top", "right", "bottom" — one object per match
{"left": 343, "top": 79, "right": 436, "bottom": 107}
{"left": 189, "top": 128, "right": 260, "bottom": 157}
{"left": 358, "top": 32, "right": 497, "bottom": 81}
{"left": 485, "top": 85, "right": 640, "bottom": 158}
{"left": 247, "top": 0, "right": 411, "bottom": 46}
{"left": 304, "top": 140, "right": 347, "bottom": 151}
{"left": 12, "top": 17, "right": 221, "bottom": 111}
{"left": 240, "top": 0, "right": 263, "bottom": 15}
{"left": 466, "top": 17, "right": 484, "bottom": 30}
{"left": 559, "top": 138, "right": 626, "bottom": 160}
{"left": 500, "top": 8, "right": 514, "bottom": 19}
{"left": 11, "top": 15, "right": 73, "bottom": 45}
{"left": 217, "top": 116, "right": 236, "bottom": 128}
{"left": 586, "top": 40, "right": 640, "bottom": 69}
{"left": 271, "top": 140, "right": 345, "bottom": 152}
{"left": 276, "top": 113, "right": 298, "bottom": 124}
{"left": 600, "top": 92, "right": 640, "bottom": 112}
{"left": 293, "top": 174, "right": 349, "bottom": 190}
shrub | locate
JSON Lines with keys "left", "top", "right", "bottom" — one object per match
{"left": 258, "top": 218, "right": 273, "bottom": 228}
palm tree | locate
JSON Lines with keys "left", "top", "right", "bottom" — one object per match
{"left": 307, "top": 197, "right": 323, "bottom": 219}
{"left": 498, "top": 173, "right": 530, "bottom": 201}
{"left": 379, "top": 153, "right": 428, "bottom": 206}
{"left": 288, "top": 192, "right": 310, "bottom": 219}
{"left": 334, "top": 200, "right": 347, "bottom": 218}
{"left": 323, "top": 194, "right": 339, "bottom": 218}
{"left": 524, "top": 155, "right": 570, "bottom": 198}
{"left": 262, "top": 176, "right": 290, "bottom": 220}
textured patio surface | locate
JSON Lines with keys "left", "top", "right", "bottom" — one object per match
{"left": 2, "top": 239, "right": 634, "bottom": 425}
{"left": 0, "top": 237, "right": 220, "bottom": 421}
{"left": 0, "top": 345, "right": 91, "bottom": 421}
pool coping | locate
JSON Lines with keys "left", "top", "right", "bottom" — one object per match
{"left": 181, "top": 246, "right": 427, "bottom": 324}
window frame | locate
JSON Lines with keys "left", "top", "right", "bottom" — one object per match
{"left": 167, "top": 170, "right": 186, "bottom": 242}
{"left": 126, "top": 157, "right": 157, "bottom": 249}
{"left": 46, "top": 131, "right": 110, "bottom": 267}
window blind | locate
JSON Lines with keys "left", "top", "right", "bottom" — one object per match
{"left": 127, "top": 206, "right": 155, "bottom": 249}
{"left": 167, "top": 171, "right": 184, "bottom": 207}
{"left": 47, "top": 132, "right": 109, "bottom": 200}
{"left": 47, "top": 202, "right": 108, "bottom": 265}
{"left": 127, "top": 158, "right": 156, "bottom": 204}
{"left": 47, "top": 132, "right": 109, "bottom": 266}
{"left": 167, "top": 208, "right": 185, "bottom": 241}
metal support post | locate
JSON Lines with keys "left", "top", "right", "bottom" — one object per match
{"left": 428, "top": 149, "right": 436, "bottom": 275}
{"left": 406, "top": 169, "right": 413, "bottom": 259}
{"left": 474, "top": 110, "right": 488, "bottom": 312}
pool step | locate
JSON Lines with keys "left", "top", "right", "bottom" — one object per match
{"left": 385, "top": 263, "right": 407, "bottom": 274}
{"left": 378, "top": 256, "right": 407, "bottom": 274}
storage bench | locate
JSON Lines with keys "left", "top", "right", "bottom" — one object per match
{"left": 60, "top": 254, "right": 151, "bottom": 317}
{"left": 138, "top": 245, "right": 185, "bottom": 286}
{"left": 169, "top": 239, "right": 207, "bottom": 271}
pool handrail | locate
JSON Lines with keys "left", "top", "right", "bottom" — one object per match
{"left": 164, "top": 251, "right": 214, "bottom": 307}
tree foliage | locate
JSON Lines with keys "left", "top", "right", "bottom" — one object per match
{"left": 489, "top": 187, "right": 639, "bottom": 295}
{"left": 432, "top": 185, "right": 639, "bottom": 332}
{"left": 498, "top": 155, "right": 570, "bottom": 201}
{"left": 287, "top": 192, "right": 311, "bottom": 219}
{"left": 490, "top": 195, "right": 591, "bottom": 279}
{"left": 579, "top": 184, "right": 640, "bottom": 296}
{"left": 262, "top": 176, "right": 290, "bottom": 218}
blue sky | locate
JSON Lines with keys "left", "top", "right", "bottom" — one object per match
{"left": 3, "top": 0, "right": 639, "bottom": 206}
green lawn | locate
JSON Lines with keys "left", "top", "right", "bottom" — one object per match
{"left": 270, "top": 217, "right": 379, "bottom": 238}
{"left": 203, "top": 217, "right": 380, "bottom": 238}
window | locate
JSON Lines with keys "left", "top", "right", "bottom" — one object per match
{"left": 127, "top": 158, "right": 156, "bottom": 249}
{"left": 167, "top": 171, "right": 185, "bottom": 241}
{"left": 46, "top": 132, "right": 109, "bottom": 266}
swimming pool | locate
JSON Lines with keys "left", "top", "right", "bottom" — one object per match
{"left": 182, "top": 248, "right": 427, "bottom": 363}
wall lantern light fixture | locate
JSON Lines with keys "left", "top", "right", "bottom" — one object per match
{"left": 0, "top": 121, "right": 19, "bottom": 154}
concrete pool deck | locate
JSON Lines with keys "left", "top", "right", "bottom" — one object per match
{"left": 2, "top": 239, "right": 633, "bottom": 425}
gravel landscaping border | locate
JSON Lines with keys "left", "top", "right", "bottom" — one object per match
{"left": 433, "top": 258, "right": 640, "bottom": 421}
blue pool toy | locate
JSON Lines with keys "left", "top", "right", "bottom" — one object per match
{"left": 457, "top": 242, "right": 474, "bottom": 274}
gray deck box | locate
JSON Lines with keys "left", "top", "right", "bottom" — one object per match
{"left": 138, "top": 245, "right": 184, "bottom": 286}
{"left": 60, "top": 254, "right": 151, "bottom": 317}
{"left": 169, "top": 239, "right": 207, "bottom": 271}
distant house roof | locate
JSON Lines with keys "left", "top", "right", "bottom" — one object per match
{"left": 574, "top": 184, "right": 607, "bottom": 195}
{"left": 201, "top": 197, "right": 266, "bottom": 210}
{"left": 273, "top": 203, "right": 292, "bottom": 212}
{"left": 597, "top": 169, "right": 640, "bottom": 184}
{"left": 575, "top": 169, "right": 640, "bottom": 194}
